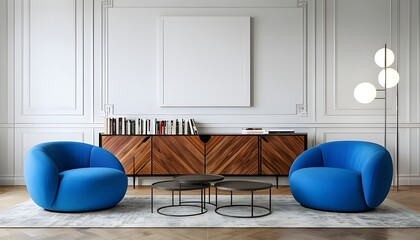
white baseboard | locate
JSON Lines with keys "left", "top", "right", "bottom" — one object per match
{"left": 0, "top": 176, "right": 25, "bottom": 185}
{"left": 398, "top": 175, "right": 420, "bottom": 185}
{"left": 13, "top": 177, "right": 25, "bottom": 185}
{"left": 0, "top": 177, "right": 15, "bottom": 185}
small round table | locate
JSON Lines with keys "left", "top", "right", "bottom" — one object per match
{"left": 214, "top": 180, "right": 272, "bottom": 218}
{"left": 151, "top": 174, "right": 224, "bottom": 217}
{"left": 151, "top": 180, "right": 211, "bottom": 217}
{"left": 174, "top": 174, "right": 224, "bottom": 207}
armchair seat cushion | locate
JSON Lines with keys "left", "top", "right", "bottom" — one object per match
{"left": 52, "top": 168, "right": 127, "bottom": 212}
{"left": 290, "top": 167, "right": 369, "bottom": 212}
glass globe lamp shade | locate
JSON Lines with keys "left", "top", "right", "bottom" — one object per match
{"left": 374, "top": 48, "right": 395, "bottom": 68}
{"left": 354, "top": 82, "right": 377, "bottom": 104}
{"left": 378, "top": 68, "right": 400, "bottom": 88}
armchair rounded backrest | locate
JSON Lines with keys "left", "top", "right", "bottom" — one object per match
{"left": 316, "top": 141, "right": 391, "bottom": 173}
{"left": 24, "top": 141, "right": 127, "bottom": 212}
{"left": 289, "top": 141, "right": 393, "bottom": 211}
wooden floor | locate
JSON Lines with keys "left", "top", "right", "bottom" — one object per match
{"left": 0, "top": 185, "right": 419, "bottom": 240}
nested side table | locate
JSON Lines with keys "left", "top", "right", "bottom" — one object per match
{"left": 214, "top": 180, "right": 272, "bottom": 218}
{"left": 151, "top": 174, "right": 224, "bottom": 217}
{"left": 173, "top": 174, "right": 224, "bottom": 207}
{"left": 151, "top": 180, "right": 211, "bottom": 217}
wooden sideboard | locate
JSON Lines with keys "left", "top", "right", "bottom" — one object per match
{"left": 99, "top": 133, "right": 307, "bottom": 187}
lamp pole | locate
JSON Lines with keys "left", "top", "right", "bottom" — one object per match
{"left": 384, "top": 44, "right": 387, "bottom": 150}
{"left": 396, "top": 73, "right": 400, "bottom": 191}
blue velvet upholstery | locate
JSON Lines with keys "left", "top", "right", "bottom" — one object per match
{"left": 24, "top": 141, "right": 128, "bottom": 212}
{"left": 289, "top": 141, "right": 393, "bottom": 212}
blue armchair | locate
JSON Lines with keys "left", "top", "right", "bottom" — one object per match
{"left": 289, "top": 141, "right": 393, "bottom": 212}
{"left": 24, "top": 141, "right": 128, "bottom": 212}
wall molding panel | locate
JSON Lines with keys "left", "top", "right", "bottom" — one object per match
{"left": 0, "top": 0, "right": 8, "bottom": 123}
{"left": 14, "top": 0, "right": 93, "bottom": 123}
{"left": 21, "top": 0, "right": 83, "bottom": 115}
{"left": 0, "top": 0, "right": 419, "bottom": 185}
{"left": 0, "top": 0, "right": 15, "bottom": 124}
{"left": 318, "top": 0, "right": 403, "bottom": 123}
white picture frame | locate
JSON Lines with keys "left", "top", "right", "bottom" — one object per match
{"left": 159, "top": 16, "right": 251, "bottom": 107}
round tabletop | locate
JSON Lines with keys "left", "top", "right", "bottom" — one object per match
{"left": 151, "top": 180, "right": 210, "bottom": 191}
{"left": 173, "top": 174, "right": 224, "bottom": 184}
{"left": 214, "top": 180, "right": 272, "bottom": 191}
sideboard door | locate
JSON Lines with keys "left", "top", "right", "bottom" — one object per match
{"left": 261, "top": 135, "right": 306, "bottom": 175}
{"left": 101, "top": 135, "right": 152, "bottom": 175}
{"left": 206, "top": 136, "right": 258, "bottom": 175}
{"left": 152, "top": 136, "right": 205, "bottom": 175}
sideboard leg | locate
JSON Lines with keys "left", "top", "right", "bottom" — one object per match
{"left": 150, "top": 187, "right": 153, "bottom": 213}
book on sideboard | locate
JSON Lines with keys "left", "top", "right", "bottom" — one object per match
{"left": 104, "top": 117, "right": 198, "bottom": 135}
{"left": 241, "top": 128, "right": 296, "bottom": 134}
{"left": 241, "top": 128, "right": 267, "bottom": 134}
{"left": 268, "top": 129, "right": 295, "bottom": 134}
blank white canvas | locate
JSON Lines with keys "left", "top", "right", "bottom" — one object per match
{"left": 160, "top": 16, "right": 251, "bottom": 107}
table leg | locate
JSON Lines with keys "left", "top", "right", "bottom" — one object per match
{"left": 203, "top": 184, "right": 206, "bottom": 209}
{"left": 133, "top": 157, "right": 136, "bottom": 189}
{"left": 269, "top": 188, "right": 272, "bottom": 210}
{"left": 230, "top": 191, "right": 233, "bottom": 206}
{"left": 215, "top": 187, "right": 218, "bottom": 208}
{"left": 171, "top": 190, "right": 174, "bottom": 206}
{"left": 150, "top": 187, "right": 153, "bottom": 213}
{"left": 179, "top": 183, "right": 181, "bottom": 205}
{"left": 201, "top": 185, "right": 204, "bottom": 213}
{"left": 251, "top": 190, "right": 254, "bottom": 218}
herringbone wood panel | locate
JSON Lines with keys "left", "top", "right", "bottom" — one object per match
{"left": 1, "top": 185, "right": 419, "bottom": 240}
{"left": 261, "top": 135, "right": 306, "bottom": 175}
{"left": 101, "top": 136, "right": 152, "bottom": 175}
{"left": 206, "top": 136, "right": 259, "bottom": 175}
{"left": 153, "top": 136, "right": 205, "bottom": 174}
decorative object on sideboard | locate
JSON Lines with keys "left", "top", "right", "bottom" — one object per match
{"left": 353, "top": 44, "right": 400, "bottom": 191}
{"left": 103, "top": 104, "right": 114, "bottom": 134}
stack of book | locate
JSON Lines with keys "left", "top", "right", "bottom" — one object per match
{"left": 267, "top": 129, "right": 295, "bottom": 134}
{"left": 104, "top": 117, "right": 198, "bottom": 135}
{"left": 241, "top": 128, "right": 268, "bottom": 134}
{"left": 241, "top": 128, "right": 296, "bottom": 134}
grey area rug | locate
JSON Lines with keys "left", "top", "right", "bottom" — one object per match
{"left": 0, "top": 195, "right": 419, "bottom": 228}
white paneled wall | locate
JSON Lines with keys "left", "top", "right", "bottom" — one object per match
{"left": 1, "top": 0, "right": 419, "bottom": 185}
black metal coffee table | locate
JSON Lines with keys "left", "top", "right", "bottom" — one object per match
{"left": 151, "top": 174, "right": 224, "bottom": 217}
{"left": 214, "top": 180, "right": 272, "bottom": 218}
{"left": 174, "top": 174, "right": 224, "bottom": 207}
{"left": 151, "top": 180, "right": 211, "bottom": 217}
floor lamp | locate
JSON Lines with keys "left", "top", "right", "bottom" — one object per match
{"left": 353, "top": 44, "right": 400, "bottom": 191}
